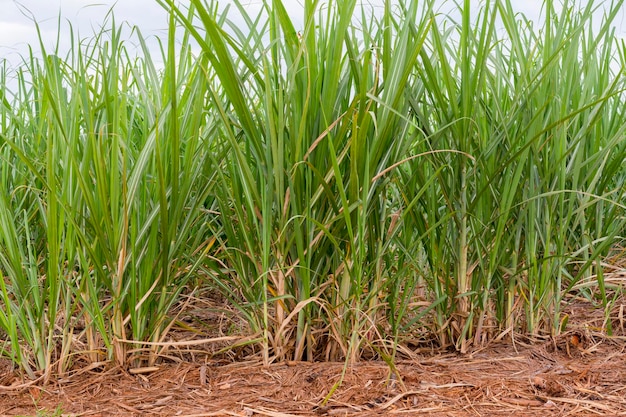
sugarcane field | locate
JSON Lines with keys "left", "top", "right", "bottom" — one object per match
{"left": 0, "top": 0, "right": 625, "bottom": 415}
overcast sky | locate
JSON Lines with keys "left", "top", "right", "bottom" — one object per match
{"left": 0, "top": 0, "right": 624, "bottom": 70}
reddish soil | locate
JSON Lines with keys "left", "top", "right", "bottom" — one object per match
{"left": 2, "top": 333, "right": 626, "bottom": 416}
{"left": 2, "top": 271, "right": 626, "bottom": 416}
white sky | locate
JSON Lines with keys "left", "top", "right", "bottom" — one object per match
{"left": 0, "top": 0, "right": 624, "bottom": 70}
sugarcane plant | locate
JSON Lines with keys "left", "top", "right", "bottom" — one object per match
{"left": 0, "top": 0, "right": 624, "bottom": 380}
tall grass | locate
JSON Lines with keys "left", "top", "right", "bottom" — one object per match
{"left": 163, "top": 0, "right": 626, "bottom": 359}
{"left": 0, "top": 0, "right": 624, "bottom": 379}
{"left": 0, "top": 11, "right": 217, "bottom": 378}
{"left": 403, "top": 0, "right": 626, "bottom": 350}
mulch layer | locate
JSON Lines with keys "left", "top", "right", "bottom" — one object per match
{"left": 2, "top": 331, "right": 626, "bottom": 416}
{"left": 3, "top": 261, "right": 626, "bottom": 416}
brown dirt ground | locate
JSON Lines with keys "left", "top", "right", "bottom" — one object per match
{"left": 3, "top": 334, "right": 626, "bottom": 416}
{"left": 2, "top": 274, "right": 626, "bottom": 416}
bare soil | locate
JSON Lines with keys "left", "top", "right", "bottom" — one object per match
{"left": 2, "top": 292, "right": 626, "bottom": 416}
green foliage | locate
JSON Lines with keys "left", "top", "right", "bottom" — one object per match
{"left": 0, "top": 0, "right": 624, "bottom": 379}
{"left": 0, "top": 10, "right": 217, "bottom": 376}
